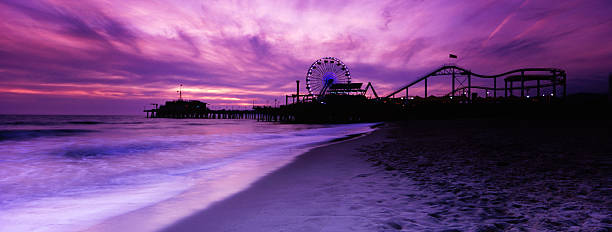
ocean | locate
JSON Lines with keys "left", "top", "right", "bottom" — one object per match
{"left": 0, "top": 115, "right": 376, "bottom": 232}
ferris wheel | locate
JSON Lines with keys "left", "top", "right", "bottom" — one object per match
{"left": 306, "top": 57, "right": 351, "bottom": 95}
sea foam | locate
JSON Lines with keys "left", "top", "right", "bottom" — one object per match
{"left": 0, "top": 115, "right": 376, "bottom": 232}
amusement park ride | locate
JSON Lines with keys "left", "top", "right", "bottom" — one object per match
{"left": 287, "top": 56, "right": 566, "bottom": 104}
{"left": 384, "top": 65, "right": 567, "bottom": 100}
{"left": 286, "top": 57, "right": 378, "bottom": 104}
{"left": 145, "top": 56, "right": 568, "bottom": 121}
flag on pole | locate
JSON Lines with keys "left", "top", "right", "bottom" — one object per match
{"left": 449, "top": 54, "right": 458, "bottom": 59}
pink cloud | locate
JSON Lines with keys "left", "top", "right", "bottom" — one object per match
{"left": 0, "top": 0, "right": 611, "bottom": 114}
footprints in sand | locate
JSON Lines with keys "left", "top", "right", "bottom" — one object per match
{"left": 357, "top": 122, "right": 612, "bottom": 231}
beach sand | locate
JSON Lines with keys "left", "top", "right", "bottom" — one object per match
{"left": 162, "top": 126, "right": 404, "bottom": 232}
{"left": 162, "top": 120, "right": 611, "bottom": 232}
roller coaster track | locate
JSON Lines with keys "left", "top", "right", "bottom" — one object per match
{"left": 446, "top": 83, "right": 558, "bottom": 97}
{"left": 385, "top": 65, "right": 566, "bottom": 99}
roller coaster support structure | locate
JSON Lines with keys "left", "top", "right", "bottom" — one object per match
{"left": 385, "top": 65, "right": 566, "bottom": 101}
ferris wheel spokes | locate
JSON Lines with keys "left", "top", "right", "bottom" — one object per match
{"left": 305, "top": 57, "right": 351, "bottom": 96}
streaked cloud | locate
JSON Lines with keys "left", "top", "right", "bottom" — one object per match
{"left": 0, "top": 0, "right": 611, "bottom": 114}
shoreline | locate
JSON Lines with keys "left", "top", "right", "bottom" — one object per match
{"left": 161, "top": 119, "right": 611, "bottom": 231}
{"left": 80, "top": 123, "right": 380, "bottom": 232}
{"left": 161, "top": 123, "right": 395, "bottom": 231}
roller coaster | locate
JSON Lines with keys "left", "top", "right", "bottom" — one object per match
{"left": 146, "top": 59, "right": 569, "bottom": 122}
{"left": 385, "top": 65, "right": 567, "bottom": 100}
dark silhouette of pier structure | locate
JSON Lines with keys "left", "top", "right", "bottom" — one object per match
{"left": 144, "top": 100, "right": 262, "bottom": 119}
{"left": 144, "top": 99, "right": 292, "bottom": 121}
{"left": 384, "top": 65, "right": 567, "bottom": 101}
{"left": 145, "top": 60, "right": 572, "bottom": 122}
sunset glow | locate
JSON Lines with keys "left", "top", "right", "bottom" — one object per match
{"left": 1, "top": 0, "right": 611, "bottom": 114}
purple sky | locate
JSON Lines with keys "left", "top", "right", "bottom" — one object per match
{"left": 1, "top": 0, "right": 611, "bottom": 114}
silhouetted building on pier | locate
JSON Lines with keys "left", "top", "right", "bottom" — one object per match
{"left": 143, "top": 58, "right": 589, "bottom": 123}
{"left": 145, "top": 99, "right": 207, "bottom": 118}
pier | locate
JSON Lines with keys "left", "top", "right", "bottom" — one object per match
{"left": 146, "top": 106, "right": 289, "bottom": 122}
{"left": 145, "top": 58, "right": 573, "bottom": 123}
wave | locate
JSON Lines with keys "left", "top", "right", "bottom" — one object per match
{"left": 68, "top": 121, "right": 104, "bottom": 125}
{"left": 182, "top": 123, "right": 213, "bottom": 126}
{"left": 63, "top": 141, "right": 197, "bottom": 158}
{"left": 1, "top": 121, "right": 148, "bottom": 126}
{"left": 111, "top": 122, "right": 146, "bottom": 125}
{"left": 69, "top": 121, "right": 146, "bottom": 125}
{"left": 328, "top": 132, "right": 368, "bottom": 143}
{"left": 0, "top": 129, "right": 96, "bottom": 141}
{"left": 1, "top": 121, "right": 62, "bottom": 126}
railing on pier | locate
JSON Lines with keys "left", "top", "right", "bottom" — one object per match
{"left": 144, "top": 107, "right": 290, "bottom": 122}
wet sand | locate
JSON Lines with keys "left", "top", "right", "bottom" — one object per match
{"left": 162, "top": 120, "right": 611, "bottom": 231}
{"left": 162, "top": 127, "right": 399, "bottom": 232}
